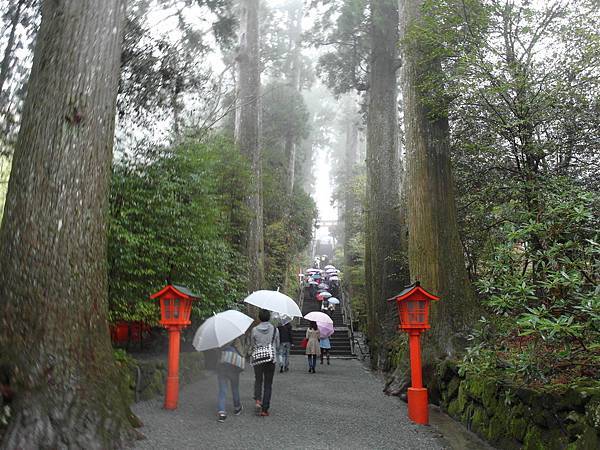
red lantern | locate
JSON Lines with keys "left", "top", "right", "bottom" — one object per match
{"left": 391, "top": 281, "right": 439, "bottom": 331}
{"left": 388, "top": 281, "right": 440, "bottom": 425}
{"left": 150, "top": 284, "right": 199, "bottom": 410}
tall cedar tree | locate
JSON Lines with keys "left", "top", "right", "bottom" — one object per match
{"left": 0, "top": 1, "right": 136, "bottom": 448}
{"left": 400, "top": 0, "right": 478, "bottom": 358}
{"left": 365, "top": 0, "right": 407, "bottom": 366}
{"left": 235, "top": 0, "right": 264, "bottom": 291}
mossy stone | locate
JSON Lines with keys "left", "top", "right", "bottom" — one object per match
{"left": 438, "top": 359, "right": 459, "bottom": 382}
{"left": 447, "top": 398, "right": 462, "bottom": 418}
{"left": 540, "top": 428, "right": 569, "bottom": 450}
{"left": 463, "top": 403, "right": 475, "bottom": 428}
{"left": 466, "top": 377, "right": 486, "bottom": 401}
{"left": 523, "top": 426, "right": 545, "bottom": 450}
{"left": 570, "top": 426, "right": 599, "bottom": 450}
{"left": 565, "top": 411, "right": 587, "bottom": 437}
{"left": 584, "top": 398, "right": 600, "bottom": 429}
{"left": 509, "top": 416, "right": 529, "bottom": 442}
{"left": 481, "top": 380, "right": 498, "bottom": 411}
{"left": 457, "top": 382, "right": 469, "bottom": 412}
{"left": 471, "top": 407, "right": 489, "bottom": 436}
{"left": 447, "top": 377, "right": 460, "bottom": 400}
{"left": 487, "top": 409, "right": 510, "bottom": 443}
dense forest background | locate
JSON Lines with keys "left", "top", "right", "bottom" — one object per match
{"left": 0, "top": 0, "right": 598, "bottom": 446}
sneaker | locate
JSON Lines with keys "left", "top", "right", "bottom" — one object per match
{"left": 234, "top": 405, "right": 243, "bottom": 416}
{"left": 260, "top": 410, "right": 269, "bottom": 417}
{"left": 217, "top": 412, "right": 227, "bottom": 423}
{"left": 254, "top": 400, "right": 262, "bottom": 415}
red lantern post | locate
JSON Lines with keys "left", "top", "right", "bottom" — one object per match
{"left": 388, "top": 281, "right": 439, "bottom": 425}
{"left": 150, "top": 284, "right": 199, "bottom": 410}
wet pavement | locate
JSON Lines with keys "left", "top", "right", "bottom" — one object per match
{"left": 132, "top": 356, "right": 449, "bottom": 449}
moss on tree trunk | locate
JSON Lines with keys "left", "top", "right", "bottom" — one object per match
{"left": 0, "top": 1, "right": 136, "bottom": 448}
{"left": 400, "top": 0, "right": 479, "bottom": 361}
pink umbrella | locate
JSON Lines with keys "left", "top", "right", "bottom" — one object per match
{"left": 317, "top": 321, "right": 334, "bottom": 338}
{"left": 304, "top": 311, "right": 333, "bottom": 324}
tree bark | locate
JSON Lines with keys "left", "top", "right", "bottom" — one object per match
{"left": 235, "top": 0, "right": 264, "bottom": 291}
{"left": 0, "top": 1, "right": 135, "bottom": 448}
{"left": 343, "top": 113, "right": 359, "bottom": 291}
{"left": 365, "top": 0, "right": 408, "bottom": 367}
{"left": 400, "top": 0, "right": 478, "bottom": 358}
{"left": 284, "top": 1, "right": 303, "bottom": 197}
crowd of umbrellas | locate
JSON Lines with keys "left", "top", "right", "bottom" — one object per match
{"left": 192, "top": 264, "right": 342, "bottom": 352}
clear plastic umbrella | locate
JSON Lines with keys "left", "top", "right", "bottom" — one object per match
{"left": 192, "top": 310, "right": 253, "bottom": 351}
{"left": 327, "top": 297, "right": 340, "bottom": 305}
{"left": 243, "top": 290, "right": 303, "bottom": 317}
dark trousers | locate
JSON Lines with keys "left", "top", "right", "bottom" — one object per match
{"left": 307, "top": 354, "right": 317, "bottom": 369}
{"left": 253, "top": 362, "right": 275, "bottom": 411}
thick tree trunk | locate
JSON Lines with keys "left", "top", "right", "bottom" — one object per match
{"left": 400, "top": 0, "right": 478, "bottom": 359}
{"left": 343, "top": 116, "right": 359, "bottom": 291}
{"left": 0, "top": 1, "right": 135, "bottom": 448}
{"left": 284, "top": 2, "right": 303, "bottom": 197}
{"left": 365, "top": 0, "right": 408, "bottom": 367}
{"left": 235, "top": 0, "right": 264, "bottom": 291}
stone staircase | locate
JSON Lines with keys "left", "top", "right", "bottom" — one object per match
{"left": 290, "top": 288, "right": 354, "bottom": 357}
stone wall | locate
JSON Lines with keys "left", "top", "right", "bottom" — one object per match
{"left": 432, "top": 361, "right": 600, "bottom": 450}
{"left": 119, "top": 352, "right": 206, "bottom": 403}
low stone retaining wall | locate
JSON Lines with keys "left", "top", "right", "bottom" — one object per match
{"left": 432, "top": 361, "right": 600, "bottom": 450}
{"left": 119, "top": 352, "right": 206, "bottom": 403}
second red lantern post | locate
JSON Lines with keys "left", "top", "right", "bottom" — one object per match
{"left": 388, "top": 281, "right": 439, "bottom": 425}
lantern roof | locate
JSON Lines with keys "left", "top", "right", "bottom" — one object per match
{"left": 388, "top": 281, "right": 439, "bottom": 302}
{"left": 150, "top": 284, "right": 200, "bottom": 300}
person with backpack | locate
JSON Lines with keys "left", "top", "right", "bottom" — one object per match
{"left": 216, "top": 337, "right": 245, "bottom": 423}
{"left": 250, "top": 309, "right": 280, "bottom": 417}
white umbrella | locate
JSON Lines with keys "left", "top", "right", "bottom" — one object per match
{"left": 243, "top": 290, "right": 303, "bottom": 317}
{"left": 193, "top": 310, "right": 253, "bottom": 351}
{"left": 328, "top": 297, "right": 340, "bottom": 305}
{"left": 304, "top": 311, "right": 333, "bottom": 324}
{"left": 324, "top": 265, "right": 335, "bottom": 270}
{"left": 325, "top": 268, "right": 338, "bottom": 274}
{"left": 318, "top": 291, "right": 332, "bottom": 299}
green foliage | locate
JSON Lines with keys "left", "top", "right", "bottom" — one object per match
{"left": 466, "top": 178, "right": 600, "bottom": 383}
{"left": 108, "top": 135, "right": 250, "bottom": 324}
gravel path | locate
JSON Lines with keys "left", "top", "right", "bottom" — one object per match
{"left": 132, "top": 356, "right": 448, "bottom": 449}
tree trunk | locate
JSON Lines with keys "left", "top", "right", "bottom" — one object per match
{"left": 0, "top": 1, "right": 136, "bottom": 448}
{"left": 342, "top": 107, "right": 359, "bottom": 299}
{"left": 0, "top": 0, "right": 25, "bottom": 108}
{"left": 235, "top": 0, "right": 264, "bottom": 291}
{"left": 365, "top": 0, "right": 408, "bottom": 367}
{"left": 400, "top": 0, "right": 478, "bottom": 359}
{"left": 284, "top": 2, "right": 303, "bottom": 197}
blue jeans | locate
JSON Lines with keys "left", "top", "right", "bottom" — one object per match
{"left": 217, "top": 365, "right": 241, "bottom": 413}
{"left": 307, "top": 354, "right": 317, "bottom": 369}
{"left": 278, "top": 342, "right": 291, "bottom": 369}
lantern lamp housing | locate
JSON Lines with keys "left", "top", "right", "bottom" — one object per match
{"left": 388, "top": 281, "right": 439, "bottom": 331}
{"left": 150, "top": 284, "right": 199, "bottom": 327}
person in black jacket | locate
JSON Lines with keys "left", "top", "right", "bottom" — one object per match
{"left": 277, "top": 322, "right": 294, "bottom": 373}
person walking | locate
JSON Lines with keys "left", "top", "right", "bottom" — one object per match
{"left": 277, "top": 321, "right": 293, "bottom": 373}
{"left": 251, "top": 309, "right": 280, "bottom": 417}
{"left": 320, "top": 335, "right": 331, "bottom": 365}
{"left": 305, "top": 321, "right": 320, "bottom": 373}
{"left": 215, "top": 338, "right": 245, "bottom": 423}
